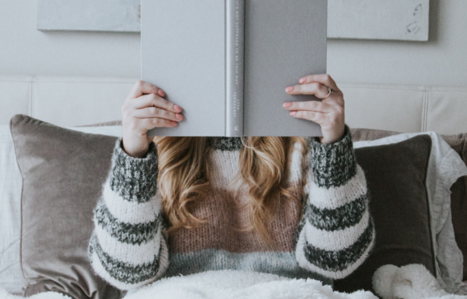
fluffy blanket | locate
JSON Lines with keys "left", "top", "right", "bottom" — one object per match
{"left": 0, "top": 270, "right": 376, "bottom": 299}
{"left": 1, "top": 266, "right": 464, "bottom": 299}
{"left": 373, "top": 264, "right": 467, "bottom": 299}
{"left": 123, "top": 270, "right": 376, "bottom": 299}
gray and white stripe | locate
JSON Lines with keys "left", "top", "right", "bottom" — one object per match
{"left": 305, "top": 165, "right": 367, "bottom": 210}
{"left": 94, "top": 223, "right": 161, "bottom": 265}
{"left": 296, "top": 226, "right": 376, "bottom": 280}
{"left": 89, "top": 231, "right": 169, "bottom": 290}
{"left": 304, "top": 193, "right": 369, "bottom": 231}
{"left": 295, "top": 218, "right": 375, "bottom": 279}
{"left": 304, "top": 209, "right": 371, "bottom": 251}
{"left": 102, "top": 180, "right": 162, "bottom": 225}
{"left": 93, "top": 198, "right": 161, "bottom": 245}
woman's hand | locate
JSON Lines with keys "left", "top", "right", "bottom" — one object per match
{"left": 121, "top": 80, "right": 184, "bottom": 158}
{"left": 282, "top": 74, "right": 345, "bottom": 145}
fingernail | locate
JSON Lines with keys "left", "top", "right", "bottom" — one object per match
{"left": 283, "top": 102, "right": 292, "bottom": 108}
{"left": 159, "top": 89, "right": 165, "bottom": 96}
{"left": 174, "top": 105, "right": 182, "bottom": 112}
{"left": 172, "top": 121, "right": 178, "bottom": 126}
{"left": 299, "top": 78, "right": 306, "bottom": 84}
{"left": 285, "top": 87, "right": 294, "bottom": 93}
{"left": 176, "top": 114, "right": 184, "bottom": 120}
{"left": 290, "top": 111, "right": 297, "bottom": 116}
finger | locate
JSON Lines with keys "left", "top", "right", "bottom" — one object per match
{"left": 289, "top": 110, "right": 326, "bottom": 124}
{"left": 129, "top": 94, "right": 182, "bottom": 113}
{"left": 282, "top": 100, "right": 331, "bottom": 113}
{"left": 128, "top": 80, "right": 166, "bottom": 99}
{"left": 133, "top": 107, "right": 184, "bottom": 122}
{"left": 298, "top": 74, "right": 339, "bottom": 91}
{"left": 285, "top": 82, "right": 329, "bottom": 98}
{"left": 138, "top": 118, "right": 178, "bottom": 131}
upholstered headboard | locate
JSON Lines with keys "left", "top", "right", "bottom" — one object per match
{"left": 1, "top": 75, "right": 466, "bottom": 135}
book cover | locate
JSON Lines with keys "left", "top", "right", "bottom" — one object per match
{"left": 142, "top": 0, "right": 327, "bottom": 137}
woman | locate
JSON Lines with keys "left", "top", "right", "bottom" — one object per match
{"left": 87, "top": 74, "right": 375, "bottom": 290}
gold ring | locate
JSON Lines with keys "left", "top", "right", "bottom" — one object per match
{"left": 323, "top": 87, "right": 334, "bottom": 99}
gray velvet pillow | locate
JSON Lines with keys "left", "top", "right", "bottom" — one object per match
{"left": 351, "top": 128, "right": 467, "bottom": 282}
{"left": 10, "top": 114, "right": 125, "bottom": 299}
{"left": 334, "top": 134, "right": 435, "bottom": 293}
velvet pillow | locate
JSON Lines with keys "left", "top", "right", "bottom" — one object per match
{"left": 334, "top": 134, "right": 435, "bottom": 293}
{"left": 10, "top": 114, "right": 125, "bottom": 299}
{"left": 351, "top": 128, "right": 467, "bottom": 282}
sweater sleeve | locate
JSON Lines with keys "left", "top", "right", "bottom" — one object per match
{"left": 295, "top": 125, "right": 375, "bottom": 280}
{"left": 87, "top": 138, "right": 169, "bottom": 290}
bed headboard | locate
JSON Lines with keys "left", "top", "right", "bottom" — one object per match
{"left": 1, "top": 75, "right": 466, "bottom": 135}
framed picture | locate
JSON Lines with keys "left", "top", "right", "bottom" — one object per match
{"left": 37, "top": 0, "right": 141, "bottom": 32}
{"left": 328, "top": 0, "right": 429, "bottom": 41}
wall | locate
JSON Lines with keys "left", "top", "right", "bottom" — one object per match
{"left": 0, "top": 0, "right": 141, "bottom": 77}
{"left": 0, "top": 0, "right": 466, "bottom": 87}
{"left": 327, "top": 0, "right": 467, "bottom": 87}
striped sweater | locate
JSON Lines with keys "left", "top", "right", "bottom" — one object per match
{"left": 87, "top": 125, "right": 375, "bottom": 290}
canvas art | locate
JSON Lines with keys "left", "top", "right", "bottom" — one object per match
{"left": 37, "top": 0, "right": 141, "bottom": 32}
{"left": 37, "top": 0, "right": 429, "bottom": 41}
{"left": 328, "top": 0, "right": 429, "bottom": 41}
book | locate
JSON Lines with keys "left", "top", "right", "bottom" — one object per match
{"left": 142, "top": 0, "right": 327, "bottom": 137}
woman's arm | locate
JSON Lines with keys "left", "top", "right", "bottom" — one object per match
{"left": 295, "top": 126, "right": 375, "bottom": 279}
{"left": 87, "top": 138, "right": 169, "bottom": 290}
{"left": 87, "top": 80, "right": 184, "bottom": 290}
{"left": 283, "top": 74, "right": 375, "bottom": 279}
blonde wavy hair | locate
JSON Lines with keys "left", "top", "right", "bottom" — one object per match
{"left": 152, "top": 136, "right": 310, "bottom": 246}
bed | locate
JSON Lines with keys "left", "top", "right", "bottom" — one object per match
{"left": 1, "top": 75, "right": 467, "bottom": 298}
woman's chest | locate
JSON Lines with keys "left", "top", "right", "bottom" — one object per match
{"left": 167, "top": 181, "right": 303, "bottom": 254}
{"left": 166, "top": 147, "right": 307, "bottom": 254}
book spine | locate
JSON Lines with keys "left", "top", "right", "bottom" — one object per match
{"left": 226, "top": 0, "right": 245, "bottom": 137}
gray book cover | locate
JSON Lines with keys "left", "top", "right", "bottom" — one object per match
{"left": 142, "top": 0, "right": 327, "bottom": 137}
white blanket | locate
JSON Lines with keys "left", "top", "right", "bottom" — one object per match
{"left": 373, "top": 264, "right": 467, "bottom": 299}
{"left": 0, "top": 270, "right": 377, "bottom": 299}
{"left": 2, "top": 267, "right": 463, "bottom": 299}
{"left": 124, "top": 270, "right": 377, "bottom": 299}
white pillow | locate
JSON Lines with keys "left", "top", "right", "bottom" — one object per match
{"left": 0, "top": 126, "right": 23, "bottom": 294}
{"left": 0, "top": 125, "right": 122, "bottom": 295}
{"left": 354, "top": 132, "right": 467, "bottom": 295}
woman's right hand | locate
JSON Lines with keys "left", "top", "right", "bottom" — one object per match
{"left": 121, "top": 80, "right": 184, "bottom": 158}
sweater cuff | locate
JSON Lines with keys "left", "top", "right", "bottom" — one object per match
{"left": 309, "top": 125, "right": 357, "bottom": 188}
{"left": 108, "top": 138, "right": 159, "bottom": 203}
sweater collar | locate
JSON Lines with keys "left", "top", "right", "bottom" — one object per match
{"left": 206, "top": 137, "right": 242, "bottom": 151}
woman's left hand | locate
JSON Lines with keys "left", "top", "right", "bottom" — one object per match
{"left": 283, "top": 74, "right": 345, "bottom": 145}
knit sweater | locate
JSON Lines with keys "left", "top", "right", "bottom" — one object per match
{"left": 87, "top": 125, "right": 375, "bottom": 291}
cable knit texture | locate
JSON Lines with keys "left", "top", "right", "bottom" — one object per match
{"left": 309, "top": 126, "right": 357, "bottom": 189}
{"left": 87, "top": 125, "right": 375, "bottom": 290}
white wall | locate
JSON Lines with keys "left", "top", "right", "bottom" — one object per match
{"left": 327, "top": 0, "right": 467, "bottom": 87}
{"left": 0, "top": 0, "right": 141, "bottom": 77}
{"left": 0, "top": 0, "right": 466, "bottom": 87}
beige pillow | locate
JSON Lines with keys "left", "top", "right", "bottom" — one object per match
{"left": 10, "top": 114, "right": 125, "bottom": 299}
